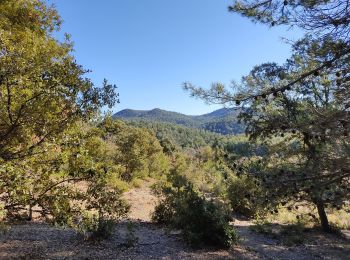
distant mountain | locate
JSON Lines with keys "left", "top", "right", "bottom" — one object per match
{"left": 113, "top": 108, "right": 245, "bottom": 135}
{"left": 197, "top": 108, "right": 240, "bottom": 118}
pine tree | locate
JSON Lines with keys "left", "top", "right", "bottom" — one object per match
{"left": 184, "top": 1, "right": 349, "bottom": 231}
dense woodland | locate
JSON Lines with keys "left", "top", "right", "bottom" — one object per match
{"left": 0, "top": 0, "right": 349, "bottom": 253}
{"left": 123, "top": 119, "right": 228, "bottom": 150}
{"left": 113, "top": 107, "right": 246, "bottom": 135}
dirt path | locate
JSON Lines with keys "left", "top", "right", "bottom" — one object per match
{"left": 0, "top": 180, "right": 349, "bottom": 259}
{"left": 122, "top": 179, "right": 158, "bottom": 222}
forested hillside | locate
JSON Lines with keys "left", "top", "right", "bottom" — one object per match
{"left": 125, "top": 120, "right": 228, "bottom": 151}
{"left": 113, "top": 108, "right": 245, "bottom": 135}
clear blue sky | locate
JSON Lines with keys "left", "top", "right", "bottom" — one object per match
{"left": 48, "top": 0, "right": 301, "bottom": 115}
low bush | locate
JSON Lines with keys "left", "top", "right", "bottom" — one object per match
{"left": 152, "top": 173, "right": 238, "bottom": 248}
{"left": 131, "top": 178, "right": 143, "bottom": 188}
{"left": 75, "top": 214, "right": 115, "bottom": 241}
{"left": 0, "top": 222, "right": 9, "bottom": 235}
{"left": 125, "top": 222, "right": 139, "bottom": 247}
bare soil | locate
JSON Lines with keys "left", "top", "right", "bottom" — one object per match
{"left": 0, "top": 180, "right": 349, "bottom": 259}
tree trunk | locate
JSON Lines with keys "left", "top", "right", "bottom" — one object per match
{"left": 316, "top": 201, "right": 330, "bottom": 232}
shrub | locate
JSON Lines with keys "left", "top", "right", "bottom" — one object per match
{"left": 152, "top": 176, "right": 238, "bottom": 248}
{"left": 227, "top": 175, "right": 263, "bottom": 218}
{"left": 75, "top": 214, "right": 115, "bottom": 241}
{"left": 131, "top": 178, "right": 143, "bottom": 188}
{"left": 0, "top": 222, "right": 9, "bottom": 235}
{"left": 125, "top": 222, "right": 139, "bottom": 247}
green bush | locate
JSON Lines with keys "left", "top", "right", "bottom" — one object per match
{"left": 0, "top": 221, "right": 9, "bottom": 235}
{"left": 75, "top": 214, "right": 115, "bottom": 241}
{"left": 227, "top": 174, "right": 263, "bottom": 218}
{"left": 152, "top": 177, "right": 238, "bottom": 248}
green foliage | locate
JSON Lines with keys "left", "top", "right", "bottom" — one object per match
{"left": 185, "top": 30, "right": 349, "bottom": 233}
{"left": 0, "top": 1, "right": 134, "bottom": 239}
{"left": 203, "top": 119, "right": 245, "bottom": 135}
{"left": 152, "top": 169, "right": 238, "bottom": 248}
{"left": 0, "top": 206, "right": 9, "bottom": 235}
{"left": 125, "top": 120, "right": 229, "bottom": 151}
{"left": 75, "top": 213, "right": 116, "bottom": 241}
{"left": 227, "top": 174, "right": 263, "bottom": 218}
{"left": 224, "top": 135, "right": 267, "bottom": 158}
{"left": 102, "top": 119, "right": 170, "bottom": 181}
{"left": 0, "top": 223, "right": 9, "bottom": 236}
{"left": 0, "top": 0, "right": 169, "bottom": 234}
{"left": 1, "top": 120, "right": 131, "bottom": 225}
{"left": 125, "top": 222, "right": 139, "bottom": 247}
{"left": 114, "top": 108, "right": 245, "bottom": 135}
{"left": 229, "top": 0, "right": 349, "bottom": 42}
{"left": 0, "top": 115, "right": 175, "bottom": 225}
{"left": 0, "top": 0, "right": 117, "bottom": 162}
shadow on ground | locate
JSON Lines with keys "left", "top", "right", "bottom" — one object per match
{"left": 1, "top": 220, "right": 349, "bottom": 259}
{"left": 0, "top": 220, "right": 239, "bottom": 260}
{"left": 233, "top": 218, "right": 350, "bottom": 260}
{"left": 1, "top": 182, "right": 349, "bottom": 260}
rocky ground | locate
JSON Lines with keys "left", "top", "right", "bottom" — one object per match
{"left": 0, "top": 180, "right": 349, "bottom": 259}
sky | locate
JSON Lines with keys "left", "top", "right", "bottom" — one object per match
{"left": 48, "top": 0, "right": 301, "bottom": 115}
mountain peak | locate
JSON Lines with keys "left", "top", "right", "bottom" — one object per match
{"left": 148, "top": 108, "right": 167, "bottom": 114}
{"left": 150, "top": 108, "right": 163, "bottom": 112}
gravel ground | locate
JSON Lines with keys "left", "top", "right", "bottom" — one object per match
{"left": 0, "top": 180, "right": 349, "bottom": 259}
{"left": 233, "top": 218, "right": 350, "bottom": 260}
{"left": 0, "top": 222, "right": 238, "bottom": 259}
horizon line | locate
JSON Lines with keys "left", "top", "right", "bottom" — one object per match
{"left": 113, "top": 106, "right": 241, "bottom": 117}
